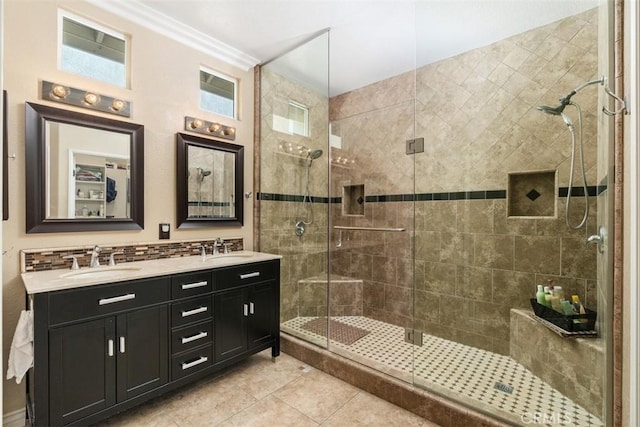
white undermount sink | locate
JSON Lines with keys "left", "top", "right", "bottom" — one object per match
{"left": 60, "top": 266, "right": 142, "bottom": 280}
{"left": 205, "top": 252, "right": 255, "bottom": 261}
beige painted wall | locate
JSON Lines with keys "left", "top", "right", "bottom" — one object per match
{"left": 2, "top": 1, "right": 255, "bottom": 415}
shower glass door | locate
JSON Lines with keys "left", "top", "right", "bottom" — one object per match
{"left": 259, "top": 31, "right": 331, "bottom": 350}
{"left": 412, "top": 1, "right": 613, "bottom": 425}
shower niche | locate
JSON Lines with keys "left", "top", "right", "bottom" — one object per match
{"left": 342, "top": 184, "right": 365, "bottom": 216}
{"left": 507, "top": 170, "right": 556, "bottom": 217}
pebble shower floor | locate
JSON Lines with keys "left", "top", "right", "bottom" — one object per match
{"left": 281, "top": 316, "right": 603, "bottom": 427}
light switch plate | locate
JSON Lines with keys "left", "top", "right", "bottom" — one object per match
{"left": 159, "top": 223, "right": 170, "bottom": 239}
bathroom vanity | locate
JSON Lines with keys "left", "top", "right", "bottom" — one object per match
{"left": 21, "top": 252, "right": 281, "bottom": 427}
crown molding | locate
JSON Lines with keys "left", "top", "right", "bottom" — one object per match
{"left": 87, "top": 0, "right": 260, "bottom": 71}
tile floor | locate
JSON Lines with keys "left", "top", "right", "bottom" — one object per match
{"left": 96, "top": 350, "right": 437, "bottom": 427}
{"left": 281, "top": 316, "right": 604, "bottom": 427}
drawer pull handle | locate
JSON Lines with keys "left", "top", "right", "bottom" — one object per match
{"left": 239, "top": 272, "right": 260, "bottom": 279}
{"left": 181, "top": 306, "right": 208, "bottom": 317}
{"left": 99, "top": 293, "right": 136, "bottom": 305}
{"left": 181, "top": 280, "right": 208, "bottom": 290}
{"left": 249, "top": 302, "right": 255, "bottom": 315}
{"left": 181, "top": 331, "right": 208, "bottom": 344}
{"left": 243, "top": 303, "right": 248, "bottom": 317}
{"left": 182, "top": 356, "right": 208, "bottom": 370}
{"left": 120, "top": 336, "right": 126, "bottom": 353}
{"left": 108, "top": 339, "right": 114, "bottom": 357}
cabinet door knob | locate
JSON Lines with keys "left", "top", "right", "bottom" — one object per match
{"left": 108, "top": 339, "right": 114, "bottom": 357}
{"left": 249, "top": 302, "right": 255, "bottom": 315}
{"left": 239, "top": 272, "right": 260, "bottom": 280}
{"left": 119, "top": 336, "right": 126, "bottom": 353}
{"left": 243, "top": 304, "right": 248, "bottom": 317}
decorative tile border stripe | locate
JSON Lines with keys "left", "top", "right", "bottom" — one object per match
{"left": 259, "top": 186, "right": 605, "bottom": 205}
{"left": 21, "top": 238, "right": 244, "bottom": 273}
{"left": 187, "top": 201, "right": 232, "bottom": 207}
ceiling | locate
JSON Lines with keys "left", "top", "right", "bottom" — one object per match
{"left": 92, "top": 0, "right": 599, "bottom": 96}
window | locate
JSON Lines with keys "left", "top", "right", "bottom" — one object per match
{"left": 200, "top": 68, "right": 237, "bottom": 119}
{"left": 59, "top": 12, "right": 127, "bottom": 87}
{"left": 288, "top": 101, "right": 309, "bottom": 137}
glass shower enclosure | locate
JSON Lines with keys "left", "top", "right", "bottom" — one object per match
{"left": 258, "top": 3, "right": 613, "bottom": 424}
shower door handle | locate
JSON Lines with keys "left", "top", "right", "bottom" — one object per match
{"left": 586, "top": 226, "right": 606, "bottom": 254}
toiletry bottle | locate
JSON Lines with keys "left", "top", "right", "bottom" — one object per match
{"left": 544, "top": 286, "right": 553, "bottom": 307}
{"left": 536, "top": 285, "right": 546, "bottom": 305}
{"left": 561, "top": 300, "right": 577, "bottom": 315}
{"left": 81, "top": 205, "right": 89, "bottom": 217}
{"left": 99, "top": 204, "right": 104, "bottom": 217}
{"left": 550, "top": 286, "right": 562, "bottom": 312}
{"left": 571, "top": 295, "right": 587, "bottom": 314}
{"left": 554, "top": 286, "right": 565, "bottom": 301}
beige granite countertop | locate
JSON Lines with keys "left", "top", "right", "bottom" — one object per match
{"left": 21, "top": 251, "right": 281, "bottom": 294}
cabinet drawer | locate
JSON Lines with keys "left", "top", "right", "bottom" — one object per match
{"left": 171, "top": 320, "right": 213, "bottom": 355}
{"left": 171, "top": 295, "right": 212, "bottom": 327}
{"left": 49, "top": 277, "right": 171, "bottom": 325}
{"left": 171, "top": 271, "right": 212, "bottom": 300}
{"left": 214, "top": 261, "right": 279, "bottom": 290}
{"left": 171, "top": 345, "right": 213, "bottom": 380}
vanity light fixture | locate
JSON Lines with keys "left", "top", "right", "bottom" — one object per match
{"left": 184, "top": 116, "right": 236, "bottom": 141}
{"left": 41, "top": 80, "right": 131, "bottom": 117}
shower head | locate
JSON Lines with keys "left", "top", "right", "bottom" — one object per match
{"left": 197, "top": 167, "right": 212, "bottom": 182}
{"left": 536, "top": 104, "right": 566, "bottom": 116}
{"left": 307, "top": 149, "right": 323, "bottom": 160}
{"left": 306, "top": 149, "right": 323, "bottom": 166}
{"left": 536, "top": 76, "right": 605, "bottom": 120}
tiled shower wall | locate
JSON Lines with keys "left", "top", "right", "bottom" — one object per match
{"left": 258, "top": 67, "right": 329, "bottom": 322}
{"left": 329, "top": 9, "right": 599, "bottom": 354}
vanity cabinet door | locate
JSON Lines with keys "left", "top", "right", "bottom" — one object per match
{"left": 247, "top": 281, "right": 278, "bottom": 350}
{"left": 116, "top": 305, "right": 169, "bottom": 402}
{"left": 49, "top": 317, "right": 116, "bottom": 426}
{"left": 214, "top": 288, "right": 248, "bottom": 361}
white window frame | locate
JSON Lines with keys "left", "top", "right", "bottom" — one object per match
{"left": 200, "top": 66, "right": 238, "bottom": 120}
{"left": 288, "top": 100, "right": 309, "bottom": 137}
{"left": 57, "top": 9, "right": 129, "bottom": 87}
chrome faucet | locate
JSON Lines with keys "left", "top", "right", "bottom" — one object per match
{"left": 90, "top": 245, "right": 102, "bottom": 268}
{"left": 213, "top": 238, "right": 223, "bottom": 255}
{"left": 109, "top": 251, "right": 124, "bottom": 266}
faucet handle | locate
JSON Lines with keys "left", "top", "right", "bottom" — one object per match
{"left": 223, "top": 242, "right": 232, "bottom": 254}
{"left": 109, "top": 251, "right": 125, "bottom": 266}
{"left": 200, "top": 245, "right": 207, "bottom": 258}
{"left": 63, "top": 255, "right": 80, "bottom": 270}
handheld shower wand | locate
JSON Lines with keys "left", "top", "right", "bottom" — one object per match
{"left": 535, "top": 77, "right": 603, "bottom": 229}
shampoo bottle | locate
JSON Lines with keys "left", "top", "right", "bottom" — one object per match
{"left": 536, "top": 285, "right": 546, "bottom": 306}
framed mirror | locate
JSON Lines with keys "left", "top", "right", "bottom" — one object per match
{"left": 176, "top": 132, "right": 243, "bottom": 228}
{"left": 25, "top": 102, "right": 144, "bottom": 233}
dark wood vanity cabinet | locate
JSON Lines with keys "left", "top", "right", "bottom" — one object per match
{"left": 214, "top": 261, "right": 279, "bottom": 361}
{"left": 49, "top": 305, "right": 169, "bottom": 426}
{"left": 29, "top": 259, "right": 280, "bottom": 427}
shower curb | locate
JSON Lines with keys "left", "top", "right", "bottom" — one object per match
{"left": 281, "top": 333, "right": 514, "bottom": 427}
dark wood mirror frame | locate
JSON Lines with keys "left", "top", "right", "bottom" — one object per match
{"left": 25, "top": 102, "right": 144, "bottom": 233}
{"left": 176, "top": 132, "right": 244, "bottom": 228}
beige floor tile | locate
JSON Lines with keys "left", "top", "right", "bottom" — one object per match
{"left": 217, "top": 395, "right": 319, "bottom": 427}
{"left": 215, "top": 351, "right": 306, "bottom": 400}
{"left": 273, "top": 368, "right": 360, "bottom": 423}
{"left": 165, "top": 375, "right": 258, "bottom": 426}
{"left": 322, "top": 392, "right": 428, "bottom": 427}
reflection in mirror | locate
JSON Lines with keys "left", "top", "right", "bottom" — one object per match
{"left": 177, "top": 132, "right": 243, "bottom": 228}
{"left": 25, "top": 102, "right": 144, "bottom": 233}
{"left": 46, "top": 122, "right": 130, "bottom": 219}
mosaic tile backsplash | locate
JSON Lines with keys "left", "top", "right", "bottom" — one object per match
{"left": 21, "top": 238, "right": 244, "bottom": 273}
